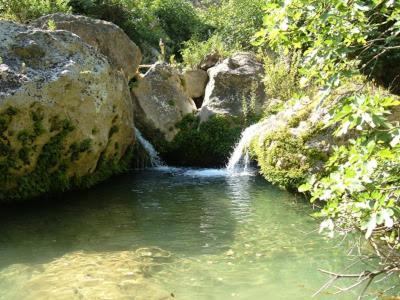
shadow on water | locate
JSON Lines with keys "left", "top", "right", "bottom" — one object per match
{"left": 0, "top": 168, "right": 256, "bottom": 269}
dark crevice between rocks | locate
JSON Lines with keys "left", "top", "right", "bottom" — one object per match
{"left": 193, "top": 96, "right": 204, "bottom": 109}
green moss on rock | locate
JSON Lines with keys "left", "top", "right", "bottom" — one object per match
{"left": 0, "top": 112, "right": 133, "bottom": 202}
{"left": 250, "top": 98, "right": 332, "bottom": 190}
{"left": 8, "top": 118, "right": 75, "bottom": 200}
{"left": 74, "top": 145, "right": 134, "bottom": 188}
{"left": 251, "top": 129, "right": 311, "bottom": 189}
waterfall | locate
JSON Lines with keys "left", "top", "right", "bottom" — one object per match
{"left": 226, "top": 122, "right": 262, "bottom": 173}
{"left": 135, "top": 127, "right": 163, "bottom": 167}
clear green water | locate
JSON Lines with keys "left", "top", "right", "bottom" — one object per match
{"left": 0, "top": 168, "right": 394, "bottom": 299}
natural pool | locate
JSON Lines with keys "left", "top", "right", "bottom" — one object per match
{"left": 0, "top": 168, "right": 393, "bottom": 299}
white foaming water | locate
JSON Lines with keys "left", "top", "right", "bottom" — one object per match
{"left": 135, "top": 128, "right": 164, "bottom": 167}
{"left": 226, "top": 122, "right": 262, "bottom": 174}
{"left": 183, "top": 168, "right": 228, "bottom": 177}
{"left": 153, "top": 167, "right": 228, "bottom": 178}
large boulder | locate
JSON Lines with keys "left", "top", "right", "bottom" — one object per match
{"left": 131, "top": 63, "right": 197, "bottom": 141}
{"left": 182, "top": 69, "right": 208, "bottom": 102}
{"left": 0, "top": 21, "right": 134, "bottom": 201}
{"left": 200, "top": 52, "right": 267, "bottom": 121}
{"left": 31, "top": 13, "right": 142, "bottom": 81}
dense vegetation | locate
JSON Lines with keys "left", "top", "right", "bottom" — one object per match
{"left": 2, "top": 0, "right": 400, "bottom": 296}
{"left": 0, "top": 0, "right": 263, "bottom": 63}
{"left": 255, "top": 0, "right": 400, "bottom": 295}
{"left": 157, "top": 114, "right": 244, "bottom": 167}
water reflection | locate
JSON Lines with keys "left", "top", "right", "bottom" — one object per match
{"left": 225, "top": 172, "right": 254, "bottom": 221}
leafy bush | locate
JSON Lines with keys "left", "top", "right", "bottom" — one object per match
{"left": 68, "top": 0, "right": 208, "bottom": 60}
{"left": 255, "top": 0, "right": 400, "bottom": 94}
{"left": 158, "top": 114, "right": 244, "bottom": 167}
{"left": 151, "top": 0, "right": 209, "bottom": 57}
{"left": 262, "top": 51, "right": 305, "bottom": 101}
{"left": 203, "top": 0, "right": 264, "bottom": 51}
{"left": 181, "top": 34, "right": 231, "bottom": 69}
{"left": 256, "top": 0, "right": 400, "bottom": 291}
{"left": 0, "top": 0, "right": 70, "bottom": 22}
{"left": 300, "top": 93, "right": 400, "bottom": 240}
{"left": 1, "top": 0, "right": 209, "bottom": 61}
{"left": 179, "top": 0, "right": 265, "bottom": 68}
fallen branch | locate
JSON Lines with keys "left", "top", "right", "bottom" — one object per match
{"left": 313, "top": 264, "right": 400, "bottom": 299}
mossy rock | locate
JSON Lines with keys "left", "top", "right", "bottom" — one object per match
{"left": 251, "top": 128, "right": 328, "bottom": 190}
{"left": 249, "top": 97, "right": 333, "bottom": 190}
{"left": 0, "top": 21, "right": 134, "bottom": 202}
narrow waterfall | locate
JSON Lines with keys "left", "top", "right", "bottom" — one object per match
{"left": 135, "top": 127, "right": 163, "bottom": 167}
{"left": 226, "top": 122, "right": 262, "bottom": 173}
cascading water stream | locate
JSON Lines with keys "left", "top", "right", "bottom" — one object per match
{"left": 134, "top": 127, "right": 164, "bottom": 167}
{"left": 135, "top": 121, "right": 263, "bottom": 173}
{"left": 226, "top": 122, "right": 263, "bottom": 174}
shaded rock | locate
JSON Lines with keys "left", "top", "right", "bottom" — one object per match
{"left": 182, "top": 69, "right": 208, "bottom": 99}
{"left": 31, "top": 13, "right": 142, "bottom": 80}
{"left": 132, "top": 62, "right": 197, "bottom": 141}
{"left": 198, "top": 52, "right": 221, "bottom": 70}
{"left": 200, "top": 52, "right": 267, "bottom": 122}
{"left": 0, "top": 20, "right": 134, "bottom": 201}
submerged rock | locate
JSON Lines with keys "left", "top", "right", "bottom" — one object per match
{"left": 0, "top": 20, "right": 134, "bottom": 201}
{"left": 0, "top": 249, "right": 173, "bottom": 299}
{"left": 200, "top": 52, "right": 267, "bottom": 121}
{"left": 131, "top": 62, "right": 197, "bottom": 142}
{"left": 31, "top": 13, "right": 142, "bottom": 81}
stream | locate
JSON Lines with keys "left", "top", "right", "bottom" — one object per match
{"left": 0, "top": 167, "right": 394, "bottom": 299}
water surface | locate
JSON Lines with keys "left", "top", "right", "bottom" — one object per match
{"left": 0, "top": 168, "right": 393, "bottom": 299}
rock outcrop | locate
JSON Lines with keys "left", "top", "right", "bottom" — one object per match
{"left": 200, "top": 52, "right": 267, "bottom": 121}
{"left": 31, "top": 13, "right": 142, "bottom": 81}
{"left": 0, "top": 20, "right": 134, "bottom": 201}
{"left": 131, "top": 63, "right": 197, "bottom": 141}
{"left": 249, "top": 95, "right": 339, "bottom": 189}
{"left": 182, "top": 69, "right": 208, "bottom": 103}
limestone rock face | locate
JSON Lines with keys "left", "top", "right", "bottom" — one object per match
{"left": 31, "top": 13, "right": 142, "bottom": 80}
{"left": 200, "top": 52, "right": 267, "bottom": 121}
{"left": 132, "top": 63, "right": 197, "bottom": 141}
{"left": 182, "top": 69, "right": 208, "bottom": 100}
{"left": 0, "top": 20, "right": 134, "bottom": 201}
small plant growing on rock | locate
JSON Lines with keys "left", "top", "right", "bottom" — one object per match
{"left": 47, "top": 19, "right": 57, "bottom": 31}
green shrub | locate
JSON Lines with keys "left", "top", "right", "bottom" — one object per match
{"left": 68, "top": 0, "right": 163, "bottom": 53}
{"left": 256, "top": 0, "right": 400, "bottom": 288}
{"left": 180, "top": 0, "right": 265, "bottom": 68}
{"left": 201, "top": 0, "right": 264, "bottom": 51}
{"left": 251, "top": 129, "right": 310, "bottom": 189}
{"left": 181, "top": 34, "right": 231, "bottom": 69}
{"left": 68, "top": 0, "right": 209, "bottom": 60}
{"left": 157, "top": 114, "right": 244, "bottom": 167}
{"left": 263, "top": 52, "right": 305, "bottom": 101}
{"left": 0, "top": 0, "right": 71, "bottom": 22}
{"left": 151, "top": 0, "right": 209, "bottom": 57}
